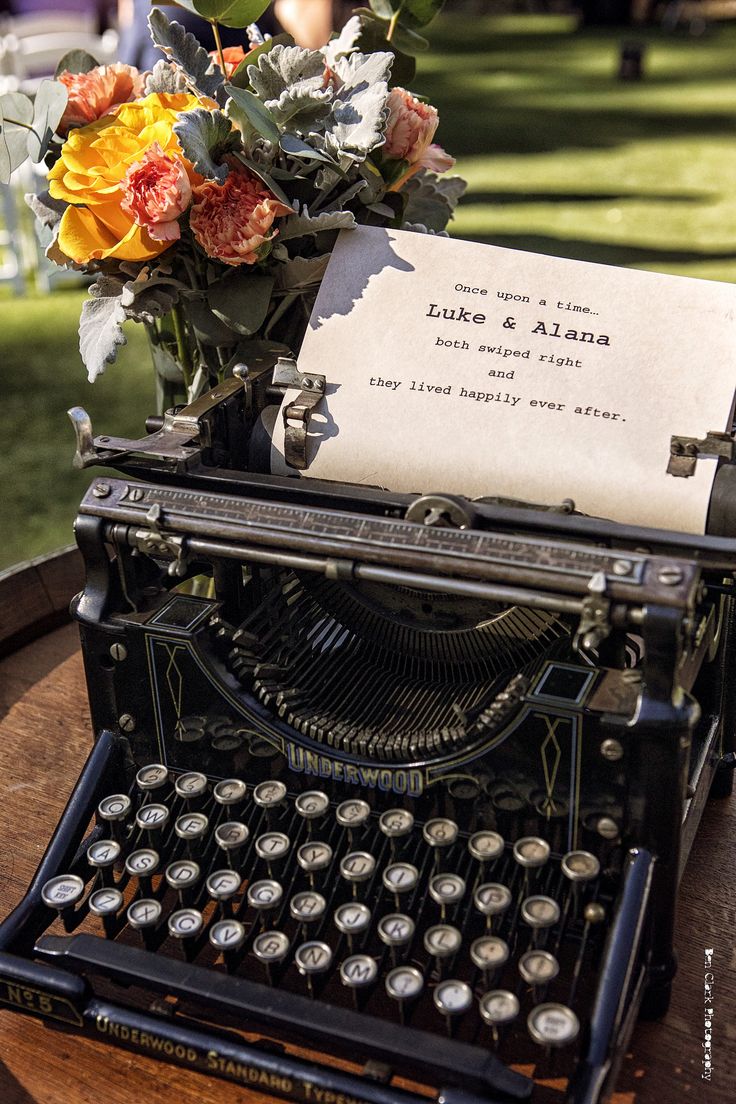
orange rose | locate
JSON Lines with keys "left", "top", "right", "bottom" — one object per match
{"left": 190, "top": 166, "right": 292, "bottom": 266}
{"left": 58, "top": 63, "right": 146, "bottom": 135}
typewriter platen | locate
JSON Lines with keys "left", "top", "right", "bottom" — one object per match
{"left": 2, "top": 366, "right": 735, "bottom": 1104}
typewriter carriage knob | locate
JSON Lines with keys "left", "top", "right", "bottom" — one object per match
{"left": 406, "top": 494, "right": 475, "bottom": 530}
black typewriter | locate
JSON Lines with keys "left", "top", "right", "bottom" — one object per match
{"left": 1, "top": 363, "right": 735, "bottom": 1104}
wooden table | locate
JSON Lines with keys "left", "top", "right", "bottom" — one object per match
{"left": 0, "top": 554, "right": 734, "bottom": 1103}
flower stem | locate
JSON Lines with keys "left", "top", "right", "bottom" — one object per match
{"left": 386, "top": 3, "right": 404, "bottom": 43}
{"left": 171, "top": 302, "right": 193, "bottom": 391}
{"left": 211, "top": 20, "right": 227, "bottom": 78}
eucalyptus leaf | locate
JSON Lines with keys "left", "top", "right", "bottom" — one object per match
{"left": 192, "top": 0, "right": 270, "bottom": 30}
{"left": 148, "top": 10, "right": 223, "bottom": 99}
{"left": 228, "top": 33, "right": 293, "bottom": 88}
{"left": 279, "top": 132, "right": 332, "bottom": 162}
{"left": 207, "top": 270, "right": 275, "bottom": 335}
{"left": 388, "top": 23, "right": 429, "bottom": 54}
{"left": 279, "top": 205, "right": 355, "bottom": 241}
{"left": 54, "top": 49, "right": 99, "bottom": 77}
{"left": 353, "top": 11, "right": 416, "bottom": 84}
{"left": 79, "top": 288, "right": 128, "bottom": 382}
{"left": 249, "top": 45, "right": 332, "bottom": 128}
{"left": 27, "top": 80, "right": 68, "bottom": 162}
{"left": 231, "top": 151, "right": 291, "bottom": 204}
{"left": 174, "top": 109, "right": 238, "bottom": 182}
{"left": 0, "top": 93, "right": 34, "bottom": 182}
{"left": 225, "top": 83, "right": 279, "bottom": 143}
{"left": 186, "top": 297, "right": 243, "bottom": 345}
{"left": 400, "top": 0, "right": 446, "bottom": 29}
{"left": 368, "top": 0, "right": 396, "bottom": 17}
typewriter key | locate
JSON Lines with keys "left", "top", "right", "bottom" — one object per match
{"left": 253, "top": 929, "right": 291, "bottom": 983}
{"left": 174, "top": 811, "right": 209, "bottom": 855}
{"left": 125, "top": 848, "right": 159, "bottom": 894}
{"left": 247, "top": 879, "right": 284, "bottom": 922}
{"left": 98, "top": 794, "right": 132, "bottom": 841}
{"left": 165, "top": 859, "right": 202, "bottom": 905}
{"left": 295, "top": 941, "right": 333, "bottom": 995}
{"left": 428, "top": 873, "right": 466, "bottom": 919}
{"left": 296, "top": 841, "right": 333, "bottom": 886}
{"left": 382, "top": 862, "right": 419, "bottom": 908}
{"left": 513, "top": 837, "right": 551, "bottom": 869}
{"left": 595, "top": 816, "right": 619, "bottom": 841}
{"left": 41, "top": 874, "right": 85, "bottom": 929}
{"left": 378, "top": 809, "right": 414, "bottom": 856}
{"left": 174, "top": 771, "right": 208, "bottom": 803}
{"left": 86, "top": 839, "right": 121, "bottom": 886}
{"left": 290, "top": 890, "right": 326, "bottom": 937}
{"left": 470, "top": 935, "right": 510, "bottom": 979}
{"left": 424, "top": 924, "right": 462, "bottom": 963}
{"left": 336, "top": 799, "right": 371, "bottom": 842}
{"left": 253, "top": 780, "right": 287, "bottom": 820}
{"left": 339, "top": 851, "right": 376, "bottom": 896}
{"left": 473, "top": 882, "right": 512, "bottom": 929}
{"left": 479, "top": 990, "right": 520, "bottom": 1045}
{"left": 255, "top": 831, "right": 291, "bottom": 876}
{"left": 377, "top": 913, "right": 415, "bottom": 951}
{"left": 433, "top": 979, "right": 472, "bottom": 1035}
{"left": 88, "top": 887, "right": 123, "bottom": 937}
{"left": 385, "top": 965, "right": 424, "bottom": 1023}
{"left": 340, "top": 953, "right": 378, "bottom": 1003}
{"left": 334, "top": 902, "right": 371, "bottom": 952}
{"left": 213, "top": 778, "right": 247, "bottom": 809}
{"left": 422, "top": 819, "right": 459, "bottom": 869}
{"left": 521, "top": 896, "right": 561, "bottom": 932}
{"left": 519, "top": 949, "right": 560, "bottom": 992}
{"left": 528, "top": 1003, "right": 580, "bottom": 1048}
{"left": 135, "top": 763, "right": 169, "bottom": 793}
{"left": 127, "top": 897, "right": 162, "bottom": 948}
{"left": 168, "top": 908, "right": 204, "bottom": 959}
{"left": 214, "top": 820, "right": 250, "bottom": 867}
{"left": 561, "top": 850, "right": 600, "bottom": 883}
{"left": 468, "top": 830, "right": 505, "bottom": 866}
{"left": 135, "top": 803, "right": 170, "bottom": 846}
{"left": 206, "top": 868, "right": 242, "bottom": 907}
{"left": 295, "top": 790, "right": 330, "bottom": 831}
{"left": 209, "top": 918, "right": 246, "bottom": 971}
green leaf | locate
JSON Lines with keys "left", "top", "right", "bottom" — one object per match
{"left": 191, "top": 0, "right": 270, "bottom": 30}
{"left": 231, "top": 151, "right": 291, "bottom": 205}
{"left": 0, "top": 93, "right": 34, "bottom": 183}
{"left": 225, "top": 83, "right": 279, "bottom": 143}
{"left": 148, "top": 9, "right": 223, "bottom": 99}
{"left": 173, "top": 109, "right": 239, "bottom": 182}
{"left": 27, "top": 80, "right": 68, "bottom": 162}
{"left": 278, "top": 205, "right": 356, "bottom": 241}
{"left": 388, "top": 23, "right": 429, "bottom": 54}
{"left": 353, "top": 11, "right": 416, "bottom": 84}
{"left": 79, "top": 286, "right": 128, "bottom": 382}
{"left": 54, "top": 49, "right": 99, "bottom": 77}
{"left": 186, "top": 296, "right": 243, "bottom": 345}
{"left": 279, "top": 133, "right": 332, "bottom": 162}
{"left": 369, "top": 0, "right": 397, "bottom": 17}
{"left": 400, "top": 0, "right": 446, "bottom": 29}
{"left": 228, "top": 33, "right": 293, "bottom": 88}
{"left": 207, "top": 270, "right": 275, "bottom": 335}
{"left": 249, "top": 44, "right": 332, "bottom": 129}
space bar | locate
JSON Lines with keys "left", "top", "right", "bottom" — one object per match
{"left": 35, "top": 933, "right": 531, "bottom": 1101}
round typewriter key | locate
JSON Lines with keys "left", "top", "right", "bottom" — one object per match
{"left": 87, "top": 839, "right": 121, "bottom": 885}
{"left": 378, "top": 808, "right": 414, "bottom": 846}
{"left": 136, "top": 763, "right": 169, "bottom": 792}
{"left": 290, "top": 890, "right": 326, "bottom": 933}
{"left": 339, "top": 851, "right": 376, "bottom": 896}
{"left": 247, "top": 879, "right": 284, "bottom": 920}
{"left": 468, "top": 830, "right": 504, "bottom": 865}
{"left": 165, "top": 859, "right": 201, "bottom": 904}
{"left": 429, "top": 873, "right": 466, "bottom": 919}
{"left": 382, "top": 862, "right": 419, "bottom": 908}
{"left": 253, "top": 930, "right": 291, "bottom": 977}
{"left": 424, "top": 924, "right": 462, "bottom": 962}
{"left": 519, "top": 949, "right": 560, "bottom": 988}
{"left": 125, "top": 847, "right": 159, "bottom": 893}
{"left": 423, "top": 818, "right": 459, "bottom": 850}
{"left": 206, "top": 868, "right": 242, "bottom": 906}
{"left": 98, "top": 793, "right": 132, "bottom": 835}
{"left": 385, "top": 965, "right": 424, "bottom": 1022}
{"left": 340, "top": 954, "right": 378, "bottom": 997}
{"left": 210, "top": 918, "right": 246, "bottom": 971}
{"left": 255, "top": 831, "right": 291, "bottom": 875}
{"left": 135, "top": 802, "right": 170, "bottom": 841}
{"left": 521, "top": 896, "right": 561, "bottom": 930}
{"left": 174, "top": 811, "right": 209, "bottom": 852}
{"left": 295, "top": 941, "right": 333, "bottom": 994}
{"left": 127, "top": 897, "right": 162, "bottom": 948}
{"left": 168, "top": 908, "right": 204, "bottom": 958}
{"left": 213, "top": 778, "right": 247, "bottom": 808}
{"left": 296, "top": 841, "right": 333, "bottom": 886}
{"left": 336, "top": 799, "right": 371, "bottom": 841}
{"left": 42, "top": 874, "right": 85, "bottom": 928}
{"left": 334, "top": 902, "right": 371, "bottom": 951}
{"left": 295, "top": 790, "right": 330, "bottom": 829}
{"left": 528, "top": 1003, "right": 580, "bottom": 1048}
{"left": 174, "top": 771, "right": 208, "bottom": 802}
{"left": 513, "top": 837, "right": 551, "bottom": 869}
{"left": 89, "top": 887, "right": 123, "bottom": 936}
{"left": 253, "top": 780, "right": 287, "bottom": 817}
{"left": 474, "top": 882, "right": 512, "bottom": 928}
{"left": 561, "top": 850, "right": 601, "bottom": 883}
{"left": 470, "top": 936, "right": 510, "bottom": 976}
{"left": 596, "top": 816, "right": 619, "bottom": 840}
{"left": 215, "top": 820, "right": 249, "bottom": 866}
{"left": 480, "top": 990, "right": 520, "bottom": 1045}
{"left": 434, "top": 979, "right": 473, "bottom": 1035}
{"left": 378, "top": 913, "right": 415, "bottom": 950}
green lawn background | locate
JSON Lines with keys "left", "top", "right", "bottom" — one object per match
{"left": 2, "top": 12, "right": 736, "bottom": 570}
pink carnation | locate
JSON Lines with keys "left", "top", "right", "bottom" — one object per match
{"left": 58, "top": 63, "right": 146, "bottom": 134}
{"left": 120, "top": 143, "right": 192, "bottom": 243}
{"left": 383, "top": 87, "right": 439, "bottom": 165}
{"left": 189, "top": 167, "right": 292, "bottom": 266}
{"left": 419, "top": 143, "right": 455, "bottom": 174}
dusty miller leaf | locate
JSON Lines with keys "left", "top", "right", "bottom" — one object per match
{"left": 148, "top": 10, "right": 223, "bottom": 99}
{"left": 402, "top": 221, "right": 448, "bottom": 236}
{"left": 79, "top": 284, "right": 128, "bottom": 382}
{"left": 174, "top": 109, "right": 238, "bottom": 183}
{"left": 324, "top": 51, "right": 392, "bottom": 162}
{"left": 0, "top": 93, "right": 34, "bottom": 182}
{"left": 249, "top": 45, "right": 332, "bottom": 128}
{"left": 278, "top": 254, "right": 330, "bottom": 289}
{"left": 400, "top": 169, "right": 467, "bottom": 232}
{"left": 27, "top": 80, "right": 68, "bottom": 162}
{"left": 25, "top": 189, "right": 67, "bottom": 231}
{"left": 278, "top": 205, "right": 356, "bottom": 241}
{"left": 322, "top": 16, "right": 361, "bottom": 67}
{"left": 145, "top": 60, "right": 190, "bottom": 95}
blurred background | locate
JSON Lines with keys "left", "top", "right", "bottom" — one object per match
{"left": 2, "top": 0, "right": 736, "bottom": 571}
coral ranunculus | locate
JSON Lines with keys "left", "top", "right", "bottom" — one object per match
{"left": 383, "top": 87, "right": 439, "bottom": 165}
{"left": 58, "top": 63, "right": 146, "bottom": 135}
{"left": 190, "top": 167, "right": 292, "bottom": 266}
{"left": 121, "top": 142, "right": 191, "bottom": 242}
{"left": 48, "top": 93, "right": 204, "bottom": 264}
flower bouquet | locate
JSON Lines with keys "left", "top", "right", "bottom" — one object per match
{"left": 1, "top": 0, "right": 465, "bottom": 407}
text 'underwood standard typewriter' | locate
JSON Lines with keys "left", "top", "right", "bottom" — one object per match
{"left": 1, "top": 366, "right": 735, "bottom": 1104}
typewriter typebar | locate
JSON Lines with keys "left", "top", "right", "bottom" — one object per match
{"left": 2, "top": 378, "right": 736, "bottom": 1104}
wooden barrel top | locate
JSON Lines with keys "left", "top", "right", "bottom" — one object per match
{"left": 0, "top": 552, "right": 734, "bottom": 1103}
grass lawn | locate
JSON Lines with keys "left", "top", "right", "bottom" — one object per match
{"left": 3, "top": 12, "right": 736, "bottom": 570}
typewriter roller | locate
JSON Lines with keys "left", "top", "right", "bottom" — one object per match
{"left": 2, "top": 374, "right": 735, "bottom": 1104}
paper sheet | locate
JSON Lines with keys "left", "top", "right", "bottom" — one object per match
{"left": 271, "top": 226, "right": 736, "bottom": 533}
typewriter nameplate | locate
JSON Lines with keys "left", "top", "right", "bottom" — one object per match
{"left": 83, "top": 479, "right": 699, "bottom": 605}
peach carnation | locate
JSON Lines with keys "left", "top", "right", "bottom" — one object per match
{"left": 58, "top": 63, "right": 146, "bottom": 134}
{"left": 383, "top": 87, "right": 439, "bottom": 165}
{"left": 189, "top": 166, "right": 292, "bottom": 266}
{"left": 120, "top": 143, "right": 192, "bottom": 243}
{"left": 210, "top": 45, "right": 250, "bottom": 78}
{"left": 420, "top": 143, "right": 455, "bottom": 174}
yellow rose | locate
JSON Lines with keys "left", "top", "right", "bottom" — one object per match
{"left": 48, "top": 92, "right": 205, "bottom": 264}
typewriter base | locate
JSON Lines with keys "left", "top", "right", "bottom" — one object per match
{"left": 1, "top": 624, "right": 735, "bottom": 1104}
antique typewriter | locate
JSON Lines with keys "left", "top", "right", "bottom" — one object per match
{"left": 1, "top": 362, "right": 735, "bottom": 1104}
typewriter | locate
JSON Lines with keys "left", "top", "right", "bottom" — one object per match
{"left": 1, "top": 361, "right": 735, "bottom": 1104}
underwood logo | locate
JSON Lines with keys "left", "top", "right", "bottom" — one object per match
{"left": 286, "top": 743, "right": 424, "bottom": 795}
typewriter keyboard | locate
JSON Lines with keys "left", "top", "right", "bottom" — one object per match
{"left": 41, "top": 765, "right": 615, "bottom": 1084}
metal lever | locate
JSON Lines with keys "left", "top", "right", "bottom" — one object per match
{"left": 275, "top": 357, "right": 326, "bottom": 471}
{"left": 667, "top": 431, "right": 734, "bottom": 477}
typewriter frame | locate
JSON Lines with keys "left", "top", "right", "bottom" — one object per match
{"left": 2, "top": 378, "right": 735, "bottom": 1104}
